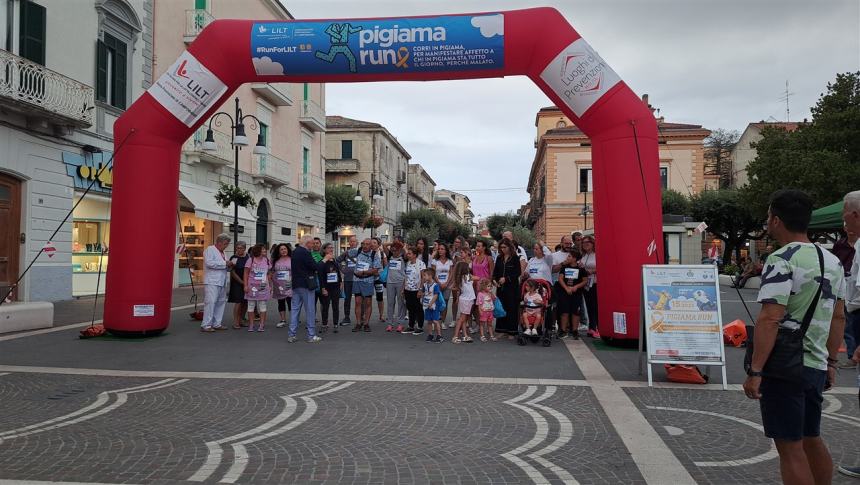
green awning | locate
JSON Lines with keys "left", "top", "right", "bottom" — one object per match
{"left": 808, "top": 200, "right": 844, "bottom": 230}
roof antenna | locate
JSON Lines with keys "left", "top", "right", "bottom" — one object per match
{"left": 777, "top": 80, "right": 795, "bottom": 121}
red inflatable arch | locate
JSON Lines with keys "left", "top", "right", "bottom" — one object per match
{"left": 104, "top": 8, "right": 663, "bottom": 340}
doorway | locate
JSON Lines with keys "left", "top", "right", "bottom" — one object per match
{"left": 0, "top": 173, "right": 21, "bottom": 301}
{"left": 255, "top": 199, "right": 269, "bottom": 248}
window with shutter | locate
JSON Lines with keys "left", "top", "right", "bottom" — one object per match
{"left": 97, "top": 33, "right": 128, "bottom": 109}
{"left": 19, "top": 0, "right": 46, "bottom": 66}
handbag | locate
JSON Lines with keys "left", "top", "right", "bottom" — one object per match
{"left": 379, "top": 266, "right": 389, "bottom": 284}
{"left": 307, "top": 273, "right": 319, "bottom": 291}
{"left": 493, "top": 297, "right": 506, "bottom": 318}
{"left": 744, "top": 245, "right": 824, "bottom": 383}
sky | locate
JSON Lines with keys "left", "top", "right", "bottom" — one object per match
{"left": 283, "top": 0, "right": 860, "bottom": 218}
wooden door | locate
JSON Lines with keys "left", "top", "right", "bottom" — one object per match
{"left": 0, "top": 173, "right": 21, "bottom": 301}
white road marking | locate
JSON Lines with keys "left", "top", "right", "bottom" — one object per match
{"left": 501, "top": 386, "right": 550, "bottom": 484}
{"left": 664, "top": 426, "right": 685, "bottom": 436}
{"left": 646, "top": 405, "right": 778, "bottom": 466}
{"left": 823, "top": 412, "right": 860, "bottom": 427}
{"left": 189, "top": 381, "right": 354, "bottom": 483}
{"left": 526, "top": 390, "right": 578, "bottom": 484}
{"left": 823, "top": 394, "right": 843, "bottom": 413}
{"left": 565, "top": 339, "right": 697, "bottom": 484}
{"left": 0, "top": 379, "right": 187, "bottom": 443}
{"left": 0, "top": 373, "right": 9, "bottom": 377}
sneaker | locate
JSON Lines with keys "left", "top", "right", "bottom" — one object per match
{"left": 257, "top": 326, "right": 265, "bottom": 332}
{"left": 480, "top": 336, "right": 488, "bottom": 342}
{"left": 307, "top": 336, "right": 323, "bottom": 343}
{"left": 363, "top": 325, "right": 371, "bottom": 332}
{"left": 560, "top": 333, "right": 571, "bottom": 340}
{"left": 452, "top": 337, "right": 462, "bottom": 344}
{"left": 435, "top": 335, "right": 444, "bottom": 343}
{"left": 340, "top": 317, "right": 351, "bottom": 326}
{"left": 490, "top": 336, "right": 498, "bottom": 341}
{"left": 287, "top": 336, "right": 298, "bottom": 343}
{"left": 213, "top": 326, "right": 226, "bottom": 331}
{"left": 247, "top": 326, "right": 256, "bottom": 332}
{"left": 395, "top": 324, "right": 404, "bottom": 333}
{"left": 838, "top": 466, "right": 860, "bottom": 478}
{"left": 590, "top": 329, "right": 601, "bottom": 339}
{"left": 200, "top": 326, "right": 215, "bottom": 333}
{"left": 276, "top": 321, "right": 287, "bottom": 328}
{"left": 463, "top": 337, "right": 474, "bottom": 343}
{"left": 386, "top": 325, "right": 393, "bottom": 332}
{"left": 413, "top": 328, "right": 424, "bottom": 336}
{"left": 403, "top": 326, "right": 414, "bottom": 334}
{"left": 426, "top": 334, "right": 434, "bottom": 342}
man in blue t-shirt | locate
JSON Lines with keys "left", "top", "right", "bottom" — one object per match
{"left": 351, "top": 238, "right": 382, "bottom": 332}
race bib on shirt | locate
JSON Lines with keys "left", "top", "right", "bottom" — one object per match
{"left": 375, "top": 283, "right": 384, "bottom": 293}
{"left": 564, "top": 268, "right": 579, "bottom": 280}
{"left": 389, "top": 260, "right": 401, "bottom": 270}
{"left": 529, "top": 267, "right": 539, "bottom": 275}
{"left": 276, "top": 270, "right": 290, "bottom": 282}
{"left": 347, "top": 260, "right": 356, "bottom": 268}
{"left": 356, "top": 261, "right": 370, "bottom": 272}
{"left": 326, "top": 272, "right": 338, "bottom": 283}
{"left": 422, "top": 295, "right": 432, "bottom": 307}
{"left": 438, "top": 272, "right": 448, "bottom": 282}
{"left": 253, "top": 270, "right": 266, "bottom": 281}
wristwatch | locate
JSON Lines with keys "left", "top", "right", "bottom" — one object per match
{"left": 746, "top": 369, "right": 762, "bottom": 377}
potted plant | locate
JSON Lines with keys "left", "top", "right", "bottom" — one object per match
{"left": 363, "top": 215, "right": 383, "bottom": 229}
{"left": 214, "top": 182, "right": 256, "bottom": 210}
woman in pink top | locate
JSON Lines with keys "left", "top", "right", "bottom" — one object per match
{"left": 244, "top": 243, "right": 272, "bottom": 332}
{"left": 471, "top": 239, "right": 494, "bottom": 281}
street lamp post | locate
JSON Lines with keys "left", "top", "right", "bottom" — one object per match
{"left": 202, "top": 97, "right": 267, "bottom": 249}
{"left": 354, "top": 177, "right": 384, "bottom": 238}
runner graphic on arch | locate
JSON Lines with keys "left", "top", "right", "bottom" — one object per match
{"left": 315, "top": 23, "right": 362, "bottom": 72}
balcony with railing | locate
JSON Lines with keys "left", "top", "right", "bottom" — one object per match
{"left": 299, "top": 172, "right": 326, "bottom": 200}
{"left": 251, "top": 153, "right": 291, "bottom": 187}
{"left": 250, "top": 83, "right": 293, "bottom": 106}
{"left": 325, "top": 158, "right": 359, "bottom": 173}
{"left": 0, "top": 49, "right": 94, "bottom": 128}
{"left": 183, "top": 127, "right": 232, "bottom": 167}
{"left": 185, "top": 9, "right": 214, "bottom": 43}
{"left": 299, "top": 99, "right": 326, "bottom": 132}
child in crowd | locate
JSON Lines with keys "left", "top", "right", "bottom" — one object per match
{"left": 557, "top": 250, "right": 589, "bottom": 339}
{"left": 403, "top": 247, "right": 426, "bottom": 334}
{"left": 475, "top": 278, "right": 497, "bottom": 342}
{"left": 450, "top": 261, "right": 475, "bottom": 343}
{"left": 243, "top": 243, "right": 272, "bottom": 332}
{"left": 521, "top": 279, "right": 544, "bottom": 336}
{"left": 420, "top": 267, "right": 444, "bottom": 343}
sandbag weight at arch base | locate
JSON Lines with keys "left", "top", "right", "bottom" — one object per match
{"left": 102, "top": 8, "right": 663, "bottom": 338}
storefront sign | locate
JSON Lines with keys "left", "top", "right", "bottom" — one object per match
{"left": 63, "top": 151, "right": 113, "bottom": 193}
{"left": 251, "top": 14, "right": 504, "bottom": 76}
{"left": 642, "top": 265, "right": 724, "bottom": 365}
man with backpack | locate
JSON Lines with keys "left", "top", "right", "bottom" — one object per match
{"left": 743, "top": 190, "right": 847, "bottom": 485}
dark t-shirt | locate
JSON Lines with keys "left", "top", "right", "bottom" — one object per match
{"left": 559, "top": 263, "right": 588, "bottom": 293}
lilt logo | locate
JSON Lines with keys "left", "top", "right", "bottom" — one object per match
{"left": 148, "top": 50, "right": 227, "bottom": 127}
{"left": 540, "top": 38, "right": 621, "bottom": 117}
{"left": 175, "top": 60, "right": 189, "bottom": 78}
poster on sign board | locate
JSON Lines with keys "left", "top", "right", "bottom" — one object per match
{"left": 641, "top": 264, "right": 727, "bottom": 389}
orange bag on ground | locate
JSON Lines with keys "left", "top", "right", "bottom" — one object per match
{"left": 664, "top": 364, "right": 709, "bottom": 384}
{"left": 722, "top": 319, "right": 747, "bottom": 347}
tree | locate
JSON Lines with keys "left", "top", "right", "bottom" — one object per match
{"left": 703, "top": 129, "right": 740, "bottom": 189}
{"left": 400, "top": 208, "right": 448, "bottom": 231}
{"left": 325, "top": 185, "right": 369, "bottom": 234}
{"left": 406, "top": 222, "right": 439, "bottom": 246}
{"left": 504, "top": 224, "right": 536, "bottom": 249}
{"left": 745, "top": 71, "right": 860, "bottom": 218}
{"left": 439, "top": 220, "right": 472, "bottom": 242}
{"left": 662, "top": 189, "right": 690, "bottom": 216}
{"left": 689, "top": 189, "right": 761, "bottom": 262}
{"left": 486, "top": 212, "right": 523, "bottom": 240}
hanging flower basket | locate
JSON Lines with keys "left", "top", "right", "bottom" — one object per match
{"left": 363, "top": 215, "right": 383, "bottom": 229}
{"left": 214, "top": 182, "right": 256, "bottom": 210}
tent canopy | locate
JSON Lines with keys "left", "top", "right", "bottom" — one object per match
{"left": 808, "top": 200, "right": 844, "bottom": 230}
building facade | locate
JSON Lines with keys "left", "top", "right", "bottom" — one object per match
{"left": 0, "top": 0, "right": 326, "bottom": 302}
{"left": 407, "top": 163, "right": 435, "bottom": 212}
{"left": 158, "top": 0, "right": 326, "bottom": 286}
{"left": 324, "top": 115, "right": 409, "bottom": 248}
{"left": 433, "top": 190, "right": 461, "bottom": 222}
{"left": 525, "top": 99, "right": 710, "bottom": 244}
{"left": 730, "top": 121, "right": 802, "bottom": 187}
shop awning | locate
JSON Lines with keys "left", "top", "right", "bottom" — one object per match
{"left": 808, "top": 200, "right": 844, "bottom": 230}
{"left": 178, "top": 180, "right": 257, "bottom": 224}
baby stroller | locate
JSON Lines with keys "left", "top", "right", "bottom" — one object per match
{"left": 517, "top": 279, "right": 555, "bottom": 347}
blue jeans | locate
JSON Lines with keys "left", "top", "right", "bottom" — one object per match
{"left": 290, "top": 287, "right": 317, "bottom": 338}
{"left": 847, "top": 309, "right": 860, "bottom": 358}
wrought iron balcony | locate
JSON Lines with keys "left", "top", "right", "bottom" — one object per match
{"left": 183, "top": 127, "right": 232, "bottom": 167}
{"left": 299, "top": 99, "right": 325, "bottom": 132}
{"left": 252, "top": 153, "right": 291, "bottom": 187}
{"left": 185, "top": 9, "right": 214, "bottom": 43}
{"left": 300, "top": 172, "right": 326, "bottom": 200}
{"left": 0, "top": 49, "right": 94, "bottom": 128}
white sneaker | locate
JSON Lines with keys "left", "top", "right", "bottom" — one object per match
{"left": 276, "top": 321, "right": 286, "bottom": 328}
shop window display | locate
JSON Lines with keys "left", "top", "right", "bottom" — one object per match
{"left": 178, "top": 212, "right": 223, "bottom": 285}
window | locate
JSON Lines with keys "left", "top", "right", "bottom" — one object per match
{"left": 579, "top": 168, "right": 593, "bottom": 193}
{"left": 96, "top": 33, "right": 128, "bottom": 109}
{"left": 303, "top": 83, "right": 309, "bottom": 101}
{"left": 659, "top": 167, "right": 668, "bottom": 190}
{"left": 302, "top": 147, "right": 309, "bottom": 174}
{"left": 258, "top": 122, "right": 268, "bottom": 146}
{"left": 341, "top": 140, "right": 353, "bottom": 159}
{"left": 19, "top": 0, "right": 46, "bottom": 65}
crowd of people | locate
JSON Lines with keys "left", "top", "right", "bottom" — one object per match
{"left": 199, "top": 230, "right": 600, "bottom": 344}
